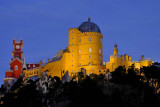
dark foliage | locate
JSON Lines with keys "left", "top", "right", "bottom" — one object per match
{"left": 1, "top": 64, "right": 160, "bottom": 107}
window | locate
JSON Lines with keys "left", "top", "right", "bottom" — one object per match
{"left": 99, "top": 38, "right": 101, "bottom": 42}
{"left": 72, "top": 31, "right": 74, "bottom": 33}
{"left": 72, "top": 50, "right": 73, "bottom": 52}
{"left": 89, "top": 48, "right": 92, "bottom": 52}
{"left": 15, "top": 65, "right": 18, "bottom": 70}
{"left": 79, "top": 49, "right": 81, "bottom": 54}
{"left": 99, "top": 49, "right": 101, "bottom": 54}
{"left": 28, "top": 64, "right": 30, "bottom": 67}
{"left": 89, "top": 37, "right": 92, "bottom": 41}
{"left": 33, "top": 65, "right": 35, "bottom": 67}
{"left": 99, "top": 56, "right": 101, "bottom": 59}
{"left": 72, "top": 60, "right": 73, "bottom": 62}
{"left": 89, "top": 62, "right": 92, "bottom": 66}
{"left": 72, "top": 43, "right": 74, "bottom": 45}
{"left": 89, "top": 55, "right": 91, "bottom": 58}
{"left": 72, "top": 65, "right": 73, "bottom": 67}
{"left": 72, "top": 37, "right": 74, "bottom": 39}
{"left": 79, "top": 38, "right": 81, "bottom": 43}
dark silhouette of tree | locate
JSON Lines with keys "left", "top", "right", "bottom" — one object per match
{"left": 10, "top": 77, "right": 23, "bottom": 91}
{"left": 111, "top": 66, "right": 127, "bottom": 84}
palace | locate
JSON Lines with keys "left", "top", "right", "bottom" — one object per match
{"left": 4, "top": 18, "right": 153, "bottom": 81}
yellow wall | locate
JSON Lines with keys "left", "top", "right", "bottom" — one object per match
{"left": 106, "top": 44, "right": 153, "bottom": 72}
{"left": 24, "top": 28, "right": 105, "bottom": 79}
{"left": 23, "top": 26, "right": 153, "bottom": 79}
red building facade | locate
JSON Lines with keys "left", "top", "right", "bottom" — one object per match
{"left": 4, "top": 39, "right": 40, "bottom": 82}
{"left": 4, "top": 39, "right": 24, "bottom": 80}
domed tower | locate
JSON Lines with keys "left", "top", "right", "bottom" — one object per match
{"left": 67, "top": 18, "right": 103, "bottom": 75}
{"left": 78, "top": 18, "right": 103, "bottom": 74}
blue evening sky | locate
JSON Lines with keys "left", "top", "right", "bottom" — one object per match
{"left": 0, "top": 0, "right": 160, "bottom": 86}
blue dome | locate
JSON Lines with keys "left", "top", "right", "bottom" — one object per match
{"left": 78, "top": 18, "right": 101, "bottom": 33}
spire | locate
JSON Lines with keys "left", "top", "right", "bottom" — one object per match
{"left": 88, "top": 17, "right": 91, "bottom": 22}
{"left": 23, "top": 57, "right": 27, "bottom": 70}
{"left": 114, "top": 42, "right": 117, "bottom": 48}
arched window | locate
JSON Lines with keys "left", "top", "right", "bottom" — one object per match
{"left": 79, "top": 38, "right": 81, "bottom": 43}
{"left": 99, "top": 38, "right": 101, "bottom": 42}
{"left": 89, "top": 37, "right": 92, "bottom": 41}
{"left": 89, "top": 48, "right": 92, "bottom": 52}
{"left": 15, "top": 65, "right": 18, "bottom": 70}
{"left": 99, "top": 49, "right": 101, "bottom": 54}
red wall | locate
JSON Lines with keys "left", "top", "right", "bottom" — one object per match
{"left": 10, "top": 59, "right": 23, "bottom": 78}
{"left": 5, "top": 72, "right": 14, "bottom": 78}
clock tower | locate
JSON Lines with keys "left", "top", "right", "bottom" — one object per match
{"left": 12, "top": 39, "right": 23, "bottom": 59}
{"left": 4, "top": 39, "right": 24, "bottom": 81}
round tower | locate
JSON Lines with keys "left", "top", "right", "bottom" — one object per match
{"left": 77, "top": 18, "right": 103, "bottom": 74}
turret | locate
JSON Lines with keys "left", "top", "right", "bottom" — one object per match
{"left": 141, "top": 55, "right": 144, "bottom": 60}
{"left": 113, "top": 42, "right": 118, "bottom": 55}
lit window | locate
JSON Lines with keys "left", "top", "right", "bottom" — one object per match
{"left": 89, "top": 55, "right": 91, "bottom": 58}
{"left": 79, "top": 38, "right": 81, "bottom": 43}
{"left": 89, "top": 37, "right": 92, "bottom": 41}
{"left": 79, "top": 49, "right": 81, "bottom": 54}
{"left": 99, "top": 49, "right": 101, "bottom": 54}
{"left": 99, "top": 38, "right": 101, "bottom": 42}
{"left": 15, "top": 65, "right": 18, "bottom": 70}
{"left": 89, "top": 48, "right": 92, "bottom": 52}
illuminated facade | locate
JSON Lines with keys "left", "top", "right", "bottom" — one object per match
{"left": 24, "top": 18, "right": 105, "bottom": 78}
{"left": 5, "top": 18, "right": 153, "bottom": 80}
{"left": 106, "top": 43, "right": 153, "bottom": 72}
